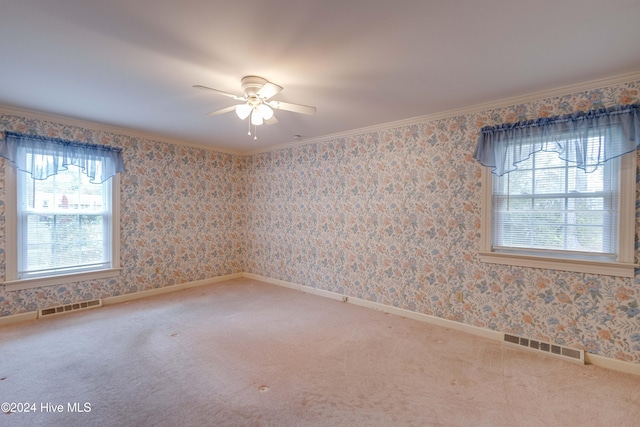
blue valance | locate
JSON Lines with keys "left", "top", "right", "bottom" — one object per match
{"left": 473, "top": 103, "right": 640, "bottom": 176}
{"left": 0, "top": 131, "right": 125, "bottom": 183}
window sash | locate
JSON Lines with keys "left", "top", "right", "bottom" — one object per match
{"left": 16, "top": 166, "right": 113, "bottom": 280}
{"left": 478, "top": 155, "right": 636, "bottom": 278}
{"left": 490, "top": 150, "right": 620, "bottom": 258}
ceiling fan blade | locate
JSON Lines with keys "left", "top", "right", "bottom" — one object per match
{"left": 207, "top": 105, "right": 237, "bottom": 116}
{"left": 257, "top": 81, "right": 283, "bottom": 100}
{"left": 268, "top": 100, "right": 316, "bottom": 115}
{"left": 193, "top": 85, "right": 246, "bottom": 101}
{"left": 265, "top": 115, "right": 278, "bottom": 125}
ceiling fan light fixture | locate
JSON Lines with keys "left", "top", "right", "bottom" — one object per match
{"left": 235, "top": 104, "right": 252, "bottom": 120}
{"left": 256, "top": 103, "right": 274, "bottom": 120}
{"left": 251, "top": 109, "right": 264, "bottom": 126}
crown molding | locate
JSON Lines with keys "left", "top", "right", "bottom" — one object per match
{"left": 0, "top": 104, "right": 243, "bottom": 156}
{"left": 247, "top": 70, "right": 640, "bottom": 155}
{"left": 4, "top": 70, "right": 639, "bottom": 157}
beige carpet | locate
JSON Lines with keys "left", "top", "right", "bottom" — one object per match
{"left": 1, "top": 277, "right": 639, "bottom": 426}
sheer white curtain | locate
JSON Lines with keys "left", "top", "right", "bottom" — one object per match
{"left": 474, "top": 104, "right": 640, "bottom": 176}
{"left": 1, "top": 131, "right": 125, "bottom": 182}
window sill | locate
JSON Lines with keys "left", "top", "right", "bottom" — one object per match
{"left": 478, "top": 251, "right": 637, "bottom": 278}
{"left": 3, "top": 268, "right": 122, "bottom": 291}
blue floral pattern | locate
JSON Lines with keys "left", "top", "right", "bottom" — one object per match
{"left": 1, "top": 80, "right": 639, "bottom": 364}
{"left": 0, "top": 116, "right": 245, "bottom": 315}
{"left": 244, "top": 81, "right": 640, "bottom": 363}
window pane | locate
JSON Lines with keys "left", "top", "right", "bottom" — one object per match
{"left": 533, "top": 198, "right": 563, "bottom": 211}
{"left": 535, "top": 150, "right": 565, "bottom": 168}
{"left": 494, "top": 197, "right": 531, "bottom": 211}
{"left": 25, "top": 215, "right": 53, "bottom": 270}
{"left": 568, "top": 224, "right": 604, "bottom": 252}
{"left": 494, "top": 170, "right": 532, "bottom": 195}
{"left": 80, "top": 215, "right": 106, "bottom": 261}
{"left": 567, "top": 167, "right": 594, "bottom": 193}
{"left": 533, "top": 168, "right": 565, "bottom": 194}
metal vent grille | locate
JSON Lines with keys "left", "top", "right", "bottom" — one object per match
{"left": 562, "top": 347, "right": 582, "bottom": 360}
{"left": 38, "top": 299, "right": 102, "bottom": 318}
{"left": 504, "top": 334, "right": 520, "bottom": 344}
{"left": 503, "top": 334, "right": 584, "bottom": 364}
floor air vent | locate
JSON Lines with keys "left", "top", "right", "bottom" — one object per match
{"left": 38, "top": 299, "right": 102, "bottom": 318}
{"left": 504, "top": 333, "right": 584, "bottom": 364}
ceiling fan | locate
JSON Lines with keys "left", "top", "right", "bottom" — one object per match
{"left": 194, "top": 76, "right": 316, "bottom": 135}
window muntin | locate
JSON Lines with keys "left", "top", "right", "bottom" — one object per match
{"left": 17, "top": 160, "right": 113, "bottom": 280}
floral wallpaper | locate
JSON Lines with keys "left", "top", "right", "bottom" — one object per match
{"left": 2, "top": 79, "right": 639, "bottom": 365}
{"left": 0, "top": 115, "right": 245, "bottom": 315}
{"left": 244, "top": 80, "right": 640, "bottom": 363}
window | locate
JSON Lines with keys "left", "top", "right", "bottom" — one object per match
{"left": 479, "top": 142, "right": 636, "bottom": 278}
{"left": 2, "top": 133, "right": 123, "bottom": 291}
{"left": 18, "top": 163, "right": 114, "bottom": 279}
{"left": 474, "top": 104, "right": 639, "bottom": 277}
{"left": 493, "top": 148, "right": 619, "bottom": 257}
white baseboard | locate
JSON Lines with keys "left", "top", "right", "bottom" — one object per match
{"left": 0, "top": 273, "right": 243, "bottom": 327}
{"left": 102, "top": 273, "right": 243, "bottom": 306}
{"left": 243, "top": 272, "right": 346, "bottom": 302}
{"left": 3, "top": 271, "right": 639, "bottom": 376}
{"left": 243, "top": 272, "right": 640, "bottom": 377}
{"left": 585, "top": 353, "right": 640, "bottom": 376}
{"left": 243, "top": 273, "right": 503, "bottom": 341}
{"left": 0, "top": 310, "right": 38, "bottom": 327}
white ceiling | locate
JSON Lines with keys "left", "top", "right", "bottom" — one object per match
{"left": 2, "top": 0, "right": 640, "bottom": 153}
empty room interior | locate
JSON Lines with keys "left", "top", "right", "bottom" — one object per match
{"left": 1, "top": 1, "right": 640, "bottom": 426}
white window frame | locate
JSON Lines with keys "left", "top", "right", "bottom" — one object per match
{"left": 479, "top": 151, "right": 637, "bottom": 277}
{"left": 4, "top": 164, "right": 121, "bottom": 291}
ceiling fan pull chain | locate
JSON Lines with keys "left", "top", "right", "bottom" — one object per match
{"left": 247, "top": 120, "right": 251, "bottom": 136}
{"left": 254, "top": 125, "right": 258, "bottom": 140}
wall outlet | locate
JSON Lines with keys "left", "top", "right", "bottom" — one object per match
{"left": 455, "top": 291, "right": 464, "bottom": 303}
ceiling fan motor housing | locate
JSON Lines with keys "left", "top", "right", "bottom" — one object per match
{"left": 241, "top": 75, "right": 269, "bottom": 98}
